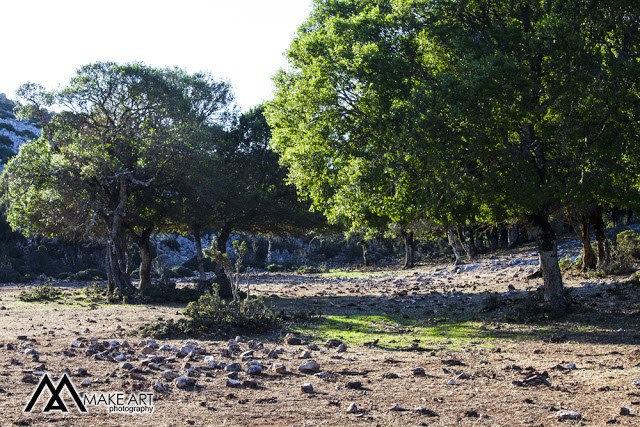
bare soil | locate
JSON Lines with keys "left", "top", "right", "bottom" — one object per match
{"left": 1, "top": 241, "right": 640, "bottom": 426}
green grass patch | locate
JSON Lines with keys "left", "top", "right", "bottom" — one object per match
{"left": 297, "top": 314, "right": 506, "bottom": 350}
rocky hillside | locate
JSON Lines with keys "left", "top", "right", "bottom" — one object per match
{"left": 0, "top": 93, "right": 41, "bottom": 167}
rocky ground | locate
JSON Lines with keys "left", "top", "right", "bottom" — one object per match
{"left": 1, "top": 240, "right": 640, "bottom": 426}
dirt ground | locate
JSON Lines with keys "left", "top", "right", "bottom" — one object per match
{"left": 1, "top": 241, "right": 640, "bottom": 426}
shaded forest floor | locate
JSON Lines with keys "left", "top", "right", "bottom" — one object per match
{"left": 1, "top": 241, "right": 640, "bottom": 426}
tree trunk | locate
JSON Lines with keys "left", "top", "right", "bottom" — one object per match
{"left": 138, "top": 236, "right": 152, "bottom": 291}
{"left": 489, "top": 227, "right": 499, "bottom": 249}
{"left": 448, "top": 229, "right": 463, "bottom": 265}
{"left": 266, "top": 236, "right": 273, "bottom": 265}
{"left": 362, "top": 242, "right": 370, "bottom": 266}
{"left": 105, "top": 218, "right": 136, "bottom": 295}
{"left": 591, "top": 206, "right": 609, "bottom": 267}
{"left": 576, "top": 217, "right": 597, "bottom": 271}
{"left": 214, "top": 224, "right": 233, "bottom": 298}
{"left": 402, "top": 230, "right": 415, "bottom": 269}
{"left": 524, "top": 213, "right": 566, "bottom": 312}
{"left": 499, "top": 225, "right": 509, "bottom": 248}
{"left": 102, "top": 176, "right": 136, "bottom": 296}
{"left": 508, "top": 225, "right": 519, "bottom": 247}
{"left": 105, "top": 243, "right": 114, "bottom": 295}
{"left": 129, "top": 227, "right": 153, "bottom": 291}
{"left": 457, "top": 226, "right": 475, "bottom": 259}
{"left": 193, "top": 228, "right": 207, "bottom": 281}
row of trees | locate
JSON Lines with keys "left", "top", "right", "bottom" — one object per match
{"left": 266, "top": 0, "right": 640, "bottom": 311}
{"left": 1, "top": 62, "right": 319, "bottom": 295}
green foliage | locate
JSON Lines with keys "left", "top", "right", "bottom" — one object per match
{"left": 170, "top": 265, "right": 195, "bottom": 277}
{"left": 72, "top": 269, "right": 105, "bottom": 281}
{"left": 19, "top": 282, "right": 64, "bottom": 302}
{"left": 136, "top": 293, "right": 279, "bottom": 338}
{"left": 296, "top": 265, "right": 329, "bottom": 274}
{"left": 0, "top": 265, "right": 25, "bottom": 283}
{"left": 136, "top": 319, "right": 183, "bottom": 339}
{"left": 616, "top": 230, "right": 640, "bottom": 260}
{"left": 181, "top": 256, "right": 217, "bottom": 272}
{"left": 266, "top": 263, "right": 293, "bottom": 272}
{"left": 182, "top": 293, "right": 278, "bottom": 334}
{"left": 139, "top": 278, "right": 201, "bottom": 303}
{"left": 82, "top": 283, "right": 107, "bottom": 301}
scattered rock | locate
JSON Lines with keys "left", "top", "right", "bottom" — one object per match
{"left": 226, "top": 378, "right": 241, "bottom": 388}
{"left": 557, "top": 410, "right": 582, "bottom": 421}
{"left": 326, "top": 339, "right": 343, "bottom": 348}
{"left": 161, "top": 370, "right": 179, "bottom": 381}
{"left": 242, "top": 379, "right": 259, "bottom": 388}
{"left": 415, "top": 407, "right": 438, "bottom": 417}
{"left": 383, "top": 372, "right": 400, "bottom": 379}
{"left": 81, "top": 379, "right": 91, "bottom": 387}
{"left": 346, "top": 381, "right": 362, "bottom": 389}
{"left": 336, "top": 343, "right": 347, "bottom": 353}
{"left": 299, "top": 360, "right": 320, "bottom": 374}
{"left": 285, "top": 334, "right": 303, "bottom": 345}
{"left": 174, "top": 376, "right": 196, "bottom": 389}
{"left": 301, "top": 383, "right": 314, "bottom": 393}
{"left": 620, "top": 407, "right": 630, "bottom": 416}
{"left": 411, "top": 366, "right": 425, "bottom": 376}
{"left": 390, "top": 403, "right": 408, "bottom": 411}
{"left": 273, "top": 364, "right": 287, "bottom": 375}
{"left": 153, "top": 382, "right": 171, "bottom": 393}
{"left": 299, "top": 350, "right": 311, "bottom": 359}
{"left": 346, "top": 403, "right": 359, "bottom": 413}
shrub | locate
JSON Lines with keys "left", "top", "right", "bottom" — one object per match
{"left": 616, "top": 230, "right": 640, "bottom": 260}
{"left": 139, "top": 278, "right": 201, "bottom": 303}
{"left": 296, "top": 265, "right": 328, "bottom": 274}
{"left": 82, "top": 283, "right": 107, "bottom": 301}
{"left": 182, "top": 293, "right": 279, "bottom": 335}
{"left": 181, "top": 256, "right": 217, "bottom": 272}
{"left": 171, "top": 265, "right": 195, "bottom": 277}
{"left": 73, "top": 269, "right": 105, "bottom": 281}
{"left": 19, "top": 282, "right": 64, "bottom": 302}
{"left": 0, "top": 265, "right": 24, "bottom": 283}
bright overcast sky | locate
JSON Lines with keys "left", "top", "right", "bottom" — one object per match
{"left": 0, "top": 0, "right": 312, "bottom": 112}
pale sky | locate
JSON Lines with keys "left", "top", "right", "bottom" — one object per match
{"left": 0, "top": 0, "right": 312, "bottom": 111}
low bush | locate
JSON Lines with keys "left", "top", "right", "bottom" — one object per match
{"left": 295, "top": 265, "right": 329, "bottom": 274}
{"left": 171, "top": 265, "right": 195, "bottom": 277}
{"left": 182, "top": 294, "right": 279, "bottom": 335}
{"left": 135, "top": 294, "right": 278, "bottom": 338}
{"left": 139, "top": 278, "right": 201, "bottom": 303}
{"left": 616, "top": 230, "right": 640, "bottom": 260}
{"left": 73, "top": 269, "right": 105, "bottom": 281}
{"left": 19, "top": 282, "right": 64, "bottom": 302}
{"left": 0, "top": 265, "right": 25, "bottom": 283}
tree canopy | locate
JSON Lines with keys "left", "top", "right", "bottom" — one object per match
{"left": 2, "top": 62, "right": 234, "bottom": 294}
{"left": 266, "top": 0, "right": 640, "bottom": 310}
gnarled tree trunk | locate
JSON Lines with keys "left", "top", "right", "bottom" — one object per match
{"left": 193, "top": 228, "right": 207, "bottom": 281}
{"left": 448, "top": 229, "right": 463, "bottom": 265}
{"left": 524, "top": 213, "right": 566, "bottom": 312}
{"left": 402, "top": 230, "right": 415, "bottom": 269}
{"left": 591, "top": 207, "right": 610, "bottom": 267}
{"left": 214, "top": 224, "right": 233, "bottom": 297}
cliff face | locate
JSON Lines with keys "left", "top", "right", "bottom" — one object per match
{"left": 0, "top": 93, "right": 41, "bottom": 166}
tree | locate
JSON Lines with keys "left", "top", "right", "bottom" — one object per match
{"left": 266, "top": 0, "right": 640, "bottom": 311}
{"left": 2, "top": 62, "right": 233, "bottom": 294}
